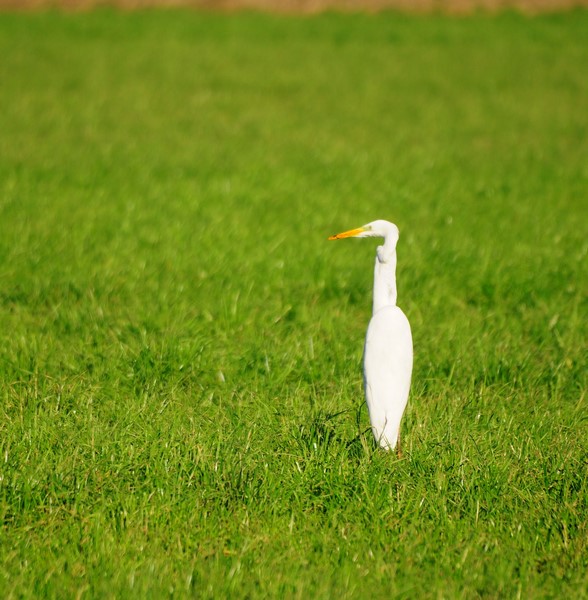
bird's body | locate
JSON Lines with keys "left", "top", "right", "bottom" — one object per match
{"left": 329, "top": 220, "right": 413, "bottom": 452}
{"left": 364, "top": 304, "right": 412, "bottom": 450}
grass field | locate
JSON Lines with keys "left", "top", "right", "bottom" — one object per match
{"left": 1, "top": 9, "right": 587, "bottom": 598}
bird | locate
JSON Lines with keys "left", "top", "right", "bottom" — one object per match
{"left": 329, "top": 220, "right": 413, "bottom": 454}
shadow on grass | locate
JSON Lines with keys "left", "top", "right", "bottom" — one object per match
{"left": 292, "top": 405, "right": 381, "bottom": 461}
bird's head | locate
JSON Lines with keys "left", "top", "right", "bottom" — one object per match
{"left": 328, "top": 220, "right": 399, "bottom": 244}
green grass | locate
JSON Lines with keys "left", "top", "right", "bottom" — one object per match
{"left": 1, "top": 8, "right": 587, "bottom": 598}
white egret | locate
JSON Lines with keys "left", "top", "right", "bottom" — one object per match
{"left": 329, "top": 220, "right": 413, "bottom": 453}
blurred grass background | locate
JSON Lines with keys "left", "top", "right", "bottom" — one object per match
{"left": 2, "top": 0, "right": 588, "bottom": 12}
{"left": 0, "top": 9, "right": 587, "bottom": 599}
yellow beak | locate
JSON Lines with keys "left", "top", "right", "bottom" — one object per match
{"left": 328, "top": 226, "right": 366, "bottom": 241}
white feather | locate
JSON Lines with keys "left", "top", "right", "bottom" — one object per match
{"left": 330, "top": 219, "right": 413, "bottom": 451}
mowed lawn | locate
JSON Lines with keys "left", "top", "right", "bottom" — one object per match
{"left": 0, "top": 9, "right": 587, "bottom": 598}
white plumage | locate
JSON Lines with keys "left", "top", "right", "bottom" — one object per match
{"left": 329, "top": 220, "right": 413, "bottom": 452}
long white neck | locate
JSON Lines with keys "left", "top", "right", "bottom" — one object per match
{"left": 372, "top": 240, "right": 397, "bottom": 314}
